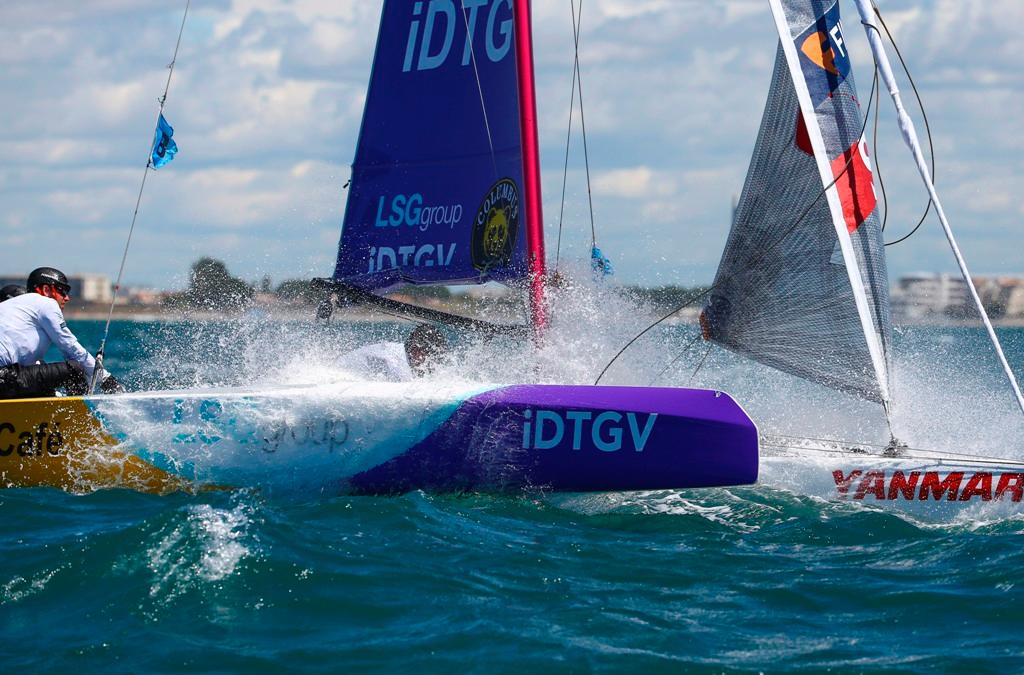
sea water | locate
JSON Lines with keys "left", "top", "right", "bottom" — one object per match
{"left": 2, "top": 314, "right": 1023, "bottom": 671}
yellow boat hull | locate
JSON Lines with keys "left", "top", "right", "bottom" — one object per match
{"left": 0, "top": 396, "right": 190, "bottom": 494}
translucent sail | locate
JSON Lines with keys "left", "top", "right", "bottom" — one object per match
{"left": 701, "top": 0, "right": 892, "bottom": 403}
{"left": 333, "top": 0, "right": 529, "bottom": 291}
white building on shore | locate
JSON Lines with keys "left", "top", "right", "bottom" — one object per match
{"left": 0, "top": 273, "right": 113, "bottom": 304}
{"left": 890, "top": 273, "right": 971, "bottom": 321}
{"left": 891, "top": 273, "right": 1024, "bottom": 321}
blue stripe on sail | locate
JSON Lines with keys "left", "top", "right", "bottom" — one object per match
{"left": 333, "top": 0, "right": 528, "bottom": 291}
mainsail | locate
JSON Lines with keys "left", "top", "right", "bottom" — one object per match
{"left": 333, "top": 0, "right": 530, "bottom": 292}
{"left": 701, "top": 0, "right": 892, "bottom": 404}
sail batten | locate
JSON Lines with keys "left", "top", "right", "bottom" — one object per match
{"left": 702, "top": 0, "right": 893, "bottom": 404}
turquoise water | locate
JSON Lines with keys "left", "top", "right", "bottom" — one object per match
{"left": 2, "top": 320, "right": 1023, "bottom": 671}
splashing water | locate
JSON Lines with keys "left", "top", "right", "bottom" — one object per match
{"left": 112, "top": 273, "right": 1024, "bottom": 469}
{"left": 141, "top": 496, "right": 257, "bottom": 603}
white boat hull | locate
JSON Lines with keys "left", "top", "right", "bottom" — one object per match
{"left": 760, "top": 436, "right": 1024, "bottom": 519}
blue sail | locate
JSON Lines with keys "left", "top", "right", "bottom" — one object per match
{"left": 333, "top": 0, "right": 528, "bottom": 291}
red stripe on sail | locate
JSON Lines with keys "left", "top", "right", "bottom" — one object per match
{"left": 795, "top": 113, "right": 877, "bottom": 234}
{"left": 795, "top": 111, "right": 813, "bottom": 155}
{"left": 831, "top": 137, "right": 877, "bottom": 233}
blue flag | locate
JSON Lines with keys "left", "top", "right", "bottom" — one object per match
{"left": 591, "top": 245, "right": 614, "bottom": 278}
{"left": 150, "top": 114, "right": 178, "bottom": 168}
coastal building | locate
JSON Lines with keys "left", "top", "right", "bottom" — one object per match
{"left": 73, "top": 274, "right": 114, "bottom": 304}
{"left": 1006, "top": 285, "right": 1024, "bottom": 317}
{"left": 890, "top": 273, "right": 971, "bottom": 321}
{"left": 891, "top": 274, "right": 1024, "bottom": 321}
{"left": 116, "top": 287, "right": 169, "bottom": 306}
{"left": 974, "top": 276, "right": 1024, "bottom": 318}
{"left": 0, "top": 273, "right": 113, "bottom": 303}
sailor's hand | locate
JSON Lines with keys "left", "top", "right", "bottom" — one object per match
{"left": 100, "top": 374, "right": 126, "bottom": 394}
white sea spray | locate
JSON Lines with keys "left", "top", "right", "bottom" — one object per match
{"left": 142, "top": 497, "right": 258, "bottom": 603}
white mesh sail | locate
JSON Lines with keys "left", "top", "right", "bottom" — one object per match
{"left": 701, "top": 0, "right": 892, "bottom": 403}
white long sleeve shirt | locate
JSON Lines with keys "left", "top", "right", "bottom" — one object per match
{"left": 0, "top": 293, "right": 102, "bottom": 381}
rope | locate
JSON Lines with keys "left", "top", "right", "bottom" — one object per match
{"left": 872, "top": 64, "right": 889, "bottom": 232}
{"left": 856, "top": 0, "right": 1024, "bottom": 418}
{"left": 594, "top": 65, "right": 881, "bottom": 386}
{"left": 871, "top": 7, "right": 936, "bottom": 247}
{"left": 90, "top": 0, "right": 191, "bottom": 393}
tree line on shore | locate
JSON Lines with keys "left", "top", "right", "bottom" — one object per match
{"left": 161, "top": 257, "right": 318, "bottom": 311}
{"left": 161, "top": 257, "right": 710, "bottom": 314}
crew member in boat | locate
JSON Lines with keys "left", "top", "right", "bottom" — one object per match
{"left": 0, "top": 285, "right": 25, "bottom": 302}
{"left": 337, "top": 323, "right": 449, "bottom": 382}
{"left": 0, "top": 267, "right": 124, "bottom": 399}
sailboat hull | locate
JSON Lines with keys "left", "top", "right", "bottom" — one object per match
{"left": 0, "top": 383, "right": 758, "bottom": 495}
{"left": 761, "top": 440, "right": 1024, "bottom": 518}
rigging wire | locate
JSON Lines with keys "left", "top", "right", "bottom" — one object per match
{"left": 688, "top": 344, "right": 712, "bottom": 384}
{"left": 646, "top": 331, "right": 703, "bottom": 385}
{"left": 594, "top": 65, "right": 881, "bottom": 386}
{"left": 570, "top": 0, "right": 598, "bottom": 247}
{"left": 460, "top": 0, "right": 500, "bottom": 180}
{"left": 868, "top": 7, "right": 937, "bottom": 247}
{"left": 90, "top": 0, "right": 191, "bottom": 392}
{"left": 860, "top": 0, "right": 1024, "bottom": 418}
{"left": 554, "top": 0, "right": 599, "bottom": 271}
{"left": 762, "top": 432, "right": 1024, "bottom": 468}
{"left": 760, "top": 440, "right": 1024, "bottom": 469}
{"left": 553, "top": 0, "right": 582, "bottom": 270}
{"left": 773, "top": 433, "right": 1014, "bottom": 463}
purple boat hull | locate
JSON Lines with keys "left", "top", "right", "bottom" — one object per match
{"left": 347, "top": 385, "right": 759, "bottom": 494}
{"left": 75, "top": 382, "right": 758, "bottom": 495}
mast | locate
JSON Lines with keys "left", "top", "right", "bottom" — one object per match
{"left": 513, "top": 0, "right": 547, "bottom": 336}
{"left": 853, "top": 0, "right": 1024, "bottom": 417}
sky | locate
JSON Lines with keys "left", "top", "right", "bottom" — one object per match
{"left": 0, "top": 0, "right": 1021, "bottom": 290}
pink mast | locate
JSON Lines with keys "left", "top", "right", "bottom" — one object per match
{"left": 513, "top": 0, "right": 547, "bottom": 335}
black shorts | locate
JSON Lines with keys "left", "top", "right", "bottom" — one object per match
{"left": 0, "top": 362, "right": 88, "bottom": 399}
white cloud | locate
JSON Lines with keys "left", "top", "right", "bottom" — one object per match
{"left": 594, "top": 166, "right": 675, "bottom": 199}
{"left": 0, "top": 0, "right": 1020, "bottom": 287}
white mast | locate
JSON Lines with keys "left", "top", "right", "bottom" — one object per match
{"left": 767, "top": 0, "right": 893, "bottom": 407}
{"left": 852, "top": 0, "right": 1024, "bottom": 417}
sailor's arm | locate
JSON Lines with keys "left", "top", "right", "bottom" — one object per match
{"left": 38, "top": 303, "right": 106, "bottom": 381}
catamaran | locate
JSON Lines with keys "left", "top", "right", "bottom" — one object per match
{"left": 0, "top": 0, "right": 758, "bottom": 495}
{"left": 743, "top": 0, "right": 1024, "bottom": 515}
{"left": 0, "top": 0, "right": 1020, "bottom": 513}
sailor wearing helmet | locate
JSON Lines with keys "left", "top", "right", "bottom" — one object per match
{"left": 0, "top": 267, "right": 124, "bottom": 399}
{"left": 0, "top": 285, "right": 25, "bottom": 302}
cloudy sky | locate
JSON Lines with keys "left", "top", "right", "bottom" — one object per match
{"left": 0, "top": 0, "right": 1020, "bottom": 289}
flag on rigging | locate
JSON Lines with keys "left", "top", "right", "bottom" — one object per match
{"left": 591, "top": 246, "right": 614, "bottom": 278}
{"left": 150, "top": 114, "right": 178, "bottom": 168}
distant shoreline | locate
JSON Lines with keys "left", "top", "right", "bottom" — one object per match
{"left": 63, "top": 305, "right": 1024, "bottom": 328}
{"left": 64, "top": 306, "right": 383, "bottom": 323}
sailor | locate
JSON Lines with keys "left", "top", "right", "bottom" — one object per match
{"left": 0, "top": 285, "right": 25, "bottom": 302}
{"left": 337, "top": 323, "right": 449, "bottom": 382}
{"left": 0, "top": 267, "right": 123, "bottom": 399}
